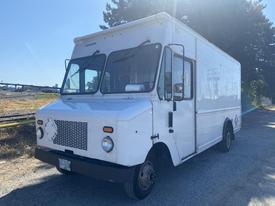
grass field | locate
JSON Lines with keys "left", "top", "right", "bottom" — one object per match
{"left": 0, "top": 93, "right": 58, "bottom": 115}
{"left": 0, "top": 92, "right": 58, "bottom": 159}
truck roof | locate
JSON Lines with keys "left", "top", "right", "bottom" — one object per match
{"left": 74, "top": 12, "right": 240, "bottom": 65}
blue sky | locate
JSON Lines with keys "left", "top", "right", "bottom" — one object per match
{"left": 0, "top": 0, "right": 274, "bottom": 87}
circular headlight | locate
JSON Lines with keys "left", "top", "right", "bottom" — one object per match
{"left": 37, "top": 127, "right": 44, "bottom": 139}
{"left": 102, "top": 136, "right": 114, "bottom": 153}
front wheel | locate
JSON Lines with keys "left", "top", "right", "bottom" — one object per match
{"left": 124, "top": 160, "right": 156, "bottom": 200}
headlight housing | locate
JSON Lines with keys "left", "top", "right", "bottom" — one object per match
{"left": 36, "top": 127, "right": 44, "bottom": 139}
{"left": 102, "top": 136, "right": 114, "bottom": 153}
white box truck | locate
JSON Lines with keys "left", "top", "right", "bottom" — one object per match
{"left": 35, "top": 12, "right": 241, "bottom": 199}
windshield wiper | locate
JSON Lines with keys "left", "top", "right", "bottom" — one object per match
{"left": 70, "top": 50, "right": 101, "bottom": 77}
{"left": 112, "top": 40, "right": 151, "bottom": 63}
{"left": 137, "top": 40, "right": 151, "bottom": 47}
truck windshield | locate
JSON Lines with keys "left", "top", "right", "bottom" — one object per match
{"left": 61, "top": 54, "right": 106, "bottom": 94}
{"left": 101, "top": 43, "right": 162, "bottom": 94}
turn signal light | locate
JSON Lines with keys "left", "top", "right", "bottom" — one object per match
{"left": 103, "top": 126, "right": 113, "bottom": 133}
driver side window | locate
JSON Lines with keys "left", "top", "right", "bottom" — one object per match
{"left": 157, "top": 47, "right": 193, "bottom": 101}
{"left": 183, "top": 61, "right": 193, "bottom": 99}
{"left": 157, "top": 47, "right": 172, "bottom": 100}
{"left": 173, "top": 55, "right": 184, "bottom": 101}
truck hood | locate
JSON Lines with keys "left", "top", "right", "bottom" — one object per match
{"left": 36, "top": 97, "right": 152, "bottom": 121}
{"left": 36, "top": 97, "right": 153, "bottom": 165}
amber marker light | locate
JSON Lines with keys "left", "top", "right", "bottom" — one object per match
{"left": 103, "top": 126, "right": 114, "bottom": 133}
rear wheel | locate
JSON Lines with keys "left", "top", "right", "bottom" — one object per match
{"left": 124, "top": 159, "right": 156, "bottom": 200}
{"left": 218, "top": 124, "right": 234, "bottom": 152}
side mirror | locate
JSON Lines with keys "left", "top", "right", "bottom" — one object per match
{"left": 174, "top": 83, "right": 183, "bottom": 93}
{"left": 174, "top": 83, "right": 184, "bottom": 101}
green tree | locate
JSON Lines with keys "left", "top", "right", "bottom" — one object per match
{"left": 101, "top": 0, "right": 275, "bottom": 103}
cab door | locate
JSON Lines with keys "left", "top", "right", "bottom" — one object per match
{"left": 172, "top": 54, "right": 195, "bottom": 160}
{"left": 155, "top": 46, "right": 195, "bottom": 161}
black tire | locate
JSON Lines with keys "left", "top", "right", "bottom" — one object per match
{"left": 218, "top": 124, "right": 234, "bottom": 152}
{"left": 56, "top": 167, "right": 73, "bottom": 175}
{"left": 123, "top": 159, "right": 156, "bottom": 200}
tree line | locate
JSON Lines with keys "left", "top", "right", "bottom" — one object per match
{"left": 100, "top": 0, "right": 275, "bottom": 104}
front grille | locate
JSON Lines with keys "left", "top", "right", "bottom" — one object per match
{"left": 53, "top": 120, "right": 88, "bottom": 150}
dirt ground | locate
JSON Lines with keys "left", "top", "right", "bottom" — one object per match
{"left": 0, "top": 155, "right": 56, "bottom": 197}
{"left": 0, "top": 124, "right": 57, "bottom": 197}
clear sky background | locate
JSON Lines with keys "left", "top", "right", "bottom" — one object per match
{"left": 0, "top": 0, "right": 274, "bottom": 87}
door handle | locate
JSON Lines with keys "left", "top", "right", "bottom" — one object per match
{"left": 168, "top": 112, "right": 173, "bottom": 128}
{"left": 173, "top": 101, "right": 177, "bottom": 111}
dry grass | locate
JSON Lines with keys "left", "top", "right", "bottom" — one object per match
{"left": 0, "top": 93, "right": 58, "bottom": 115}
{"left": 0, "top": 125, "right": 36, "bottom": 160}
{"left": 0, "top": 93, "right": 58, "bottom": 160}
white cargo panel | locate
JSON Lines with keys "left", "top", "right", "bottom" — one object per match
{"left": 196, "top": 38, "right": 241, "bottom": 151}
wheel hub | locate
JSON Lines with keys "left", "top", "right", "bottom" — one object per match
{"left": 138, "top": 161, "right": 155, "bottom": 191}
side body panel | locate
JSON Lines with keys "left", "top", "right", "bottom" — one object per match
{"left": 196, "top": 38, "right": 241, "bottom": 152}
